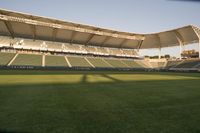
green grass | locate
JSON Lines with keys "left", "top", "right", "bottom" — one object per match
{"left": 0, "top": 70, "right": 200, "bottom": 133}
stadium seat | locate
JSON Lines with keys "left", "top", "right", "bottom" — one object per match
{"left": 87, "top": 57, "right": 112, "bottom": 68}
{"left": 96, "top": 47, "right": 109, "bottom": 55}
{"left": 104, "top": 58, "right": 129, "bottom": 68}
{"left": 65, "top": 44, "right": 85, "bottom": 53}
{"left": 0, "top": 36, "right": 11, "bottom": 47}
{"left": 165, "top": 60, "right": 182, "bottom": 68}
{"left": 121, "top": 59, "right": 144, "bottom": 68}
{"left": 0, "top": 52, "right": 16, "bottom": 66}
{"left": 47, "top": 42, "right": 62, "bottom": 52}
{"left": 45, "top": 55, "right": 68, "bottom": 67}
{"left": 158, "top": 62, "right": 166, "bottom": 68}
{"left": 109, "top": 48, "right": 123, "bottom": 56}
{"left": 67, "top": 56, "right": 91, "bottom": 67}
{"left": 174, "top": 60, "right": 200, "bottom": 68}
{"left": 11, "top": 53, "right": 42, "bottom": 66}
{"left": 23, "top": 39, "right": 41, "bottom": 50}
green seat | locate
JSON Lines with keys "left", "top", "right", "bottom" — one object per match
{"left": 0, "top": 52, "right": 16, "bottom": 66}
{"left": 45, "top": 55, "right": 68, "bottom": 67}
{"left": 11, "top": 54, "right": 42, "bottom": 66}
{"left": 67, "top": 56, "right": 91, "bottom": 67}
{"left": 104, "top": 58, "right": 128, "bottom": 68}
{"left": 121, "top": 60, "right": 143, "bottom": 68}
{"left": 87, "top": 58, "right": 111, "bottom": 68}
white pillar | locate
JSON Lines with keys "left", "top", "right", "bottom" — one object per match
{"left": 199, "top": 41, "right": 200, "bottom": 59}
{"left": 179, "top": 42, "right": 183, "bottom": 60}
{"left": 42, "top": 54, "right": 45, "bottom": 67}
{"left": 137, "top": 48, "right": 140, "bottom": 53}
{"left": 174, "top": 31, "right": 184, "bottom": 60}
{"left": 159, "top": 47, "right": 161, "bottom": 59}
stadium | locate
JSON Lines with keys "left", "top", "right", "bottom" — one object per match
{"left": 0, "top": 4, "right": 200, "bottom": 133}
{"left": 0, "top": 9, "right": 200, "bottom": 71}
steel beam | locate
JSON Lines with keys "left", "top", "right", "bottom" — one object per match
{"left": 137, "top": 40, "right": 143, "bottom": 52}
{"left": 192, "top": 26, "right": 200, "bottom": 58}
{"left": 101, "top": 36, "right": 111, "bottom": 47}
{"left": 156, "top": 34, "right": 162, "bottom": 59}
{"left": 70, "top": 31, "right": 78, "bottom": 43}
{"left": 4, "top": 21, "right": 14, "bottom": 38}
{"left": 0, "top": 14, "right": 145, "bottom": 41}
{"left": 199, "top": 41, "right": 200, "bottom": 59}
{"left": 52, "top": 28, "right": 58, "bottom": 41}
{"left": 30, "top": 25, "right": 36, "bottom": 40}
{"left": 173, "top": 30, "right": 184, "bottom": 59}
{"left": 85, "top": 34, "right": 95, "bottom": 45}
{"left": 118, "top": 39, "right": 128, "bottom": 48}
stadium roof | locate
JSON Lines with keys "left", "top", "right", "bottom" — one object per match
{"left": 0, "top": 9, "right": 200, "bottom": 49}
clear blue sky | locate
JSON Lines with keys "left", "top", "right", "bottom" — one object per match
{"left": 0, "top": 0, "right": 200, "bottom": 57}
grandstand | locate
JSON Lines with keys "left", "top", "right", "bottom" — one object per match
{"left": 0, "top": 9, "right": 200, "bottom": 72}
{"left": 1, "top": 8, "right": 200, "bottom": 133}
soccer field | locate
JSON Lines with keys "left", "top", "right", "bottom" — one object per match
{"left": 0, "top": 70, "right": 200, "bottom": 133}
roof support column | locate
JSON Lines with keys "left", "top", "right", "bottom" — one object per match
{"left": 52, "top": 28, "right": 58, "bottom": 41}
{"left": 4, "top": 21, "right": 14, "bottom": 38}
{"left": 173, "top": 31, "right": 184, "bottom": 60}
{"left": 30, "top": 25, "right": 36, "bottom": 40}
{"left": 159, "top": 47, "right": 161, "bottom": 59}
{"left": 137, "top": 40, "right": 143, "bottom": 52}
{"left": 118, "top": 39, "right": 128, "bottom": 48}
{"left": 85, "top": 34, "right": 95, "bottom": 45}
{"left": 179, "top": 42, "right": 183, "bottom": 60}
{"left": 192, "top": 26, "right": 200, "bottom": 58}
{"left": 101, "top": 36, "right": 111, "bottom": 47}
{"left": 156, "top": 34, "right": 162, "bottom": 59}
{"left": 199, "top": 40, "right": 200, "bottom": 58}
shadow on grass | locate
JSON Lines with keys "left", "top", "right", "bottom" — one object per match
{"left": 0, "top": 78, "right": 200, "bottom": 133}
{"left": 0, "top": 73, "right": 200, "bottom": 133}
{"left": 80, "top": 74, "right": 87, "bottom": 83}
{"left": 0, "top": 69, "right": 199, "bottom": 78}
{"left": 0, "top": 77, "right": 199, "bottom": 89}
{"left": 0, "top": 130, "right": 31, "bottom": 133}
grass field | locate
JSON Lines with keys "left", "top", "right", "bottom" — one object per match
{"left": 0, "top": 70, "right": 200, "bottom": 133}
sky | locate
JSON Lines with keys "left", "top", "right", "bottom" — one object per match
{"left": 0, "top": 0, "right": 200, "bottom": 57}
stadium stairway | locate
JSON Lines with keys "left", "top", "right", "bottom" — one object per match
{"left": 8, "top": 53, "right": 19, "bottom": 66}
{"left": 65, "top": 57, "right": 72, "bottom": 67}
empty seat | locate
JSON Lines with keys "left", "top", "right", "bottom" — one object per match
{"left": 0, "top": 52, "right": 16, "bottom": 65}
{"left": 45, "top": 55, "right": 68, "bottom": 67}
{"left": 0, "top": 36, "right": 12, "bottom": 47}
{"left": 87, "top": 57, "right": 111, "bottom": 68}
{"left": 121, "top": 60, "right": 143, "bottom": 68}
{"left": 104, "top": 58, "right": 128, "bottom": 68}
{"left": 165, "top": 60, "right": 181, "bottom": 68}
{"left": 175, "top": 60, "right": 200, "bottom": 68}
{"left": 109, "top": 48, "right": 123, "bottom": 56}
{"left": 11, "top": 54, "right": 42, "bottom": 66}
{"left": 67, "top": 56, "right": 91, "bottom": 67}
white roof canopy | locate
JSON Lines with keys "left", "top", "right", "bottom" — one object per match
{"left": 0, "top": 9, "right": 199, "bottom": 49}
